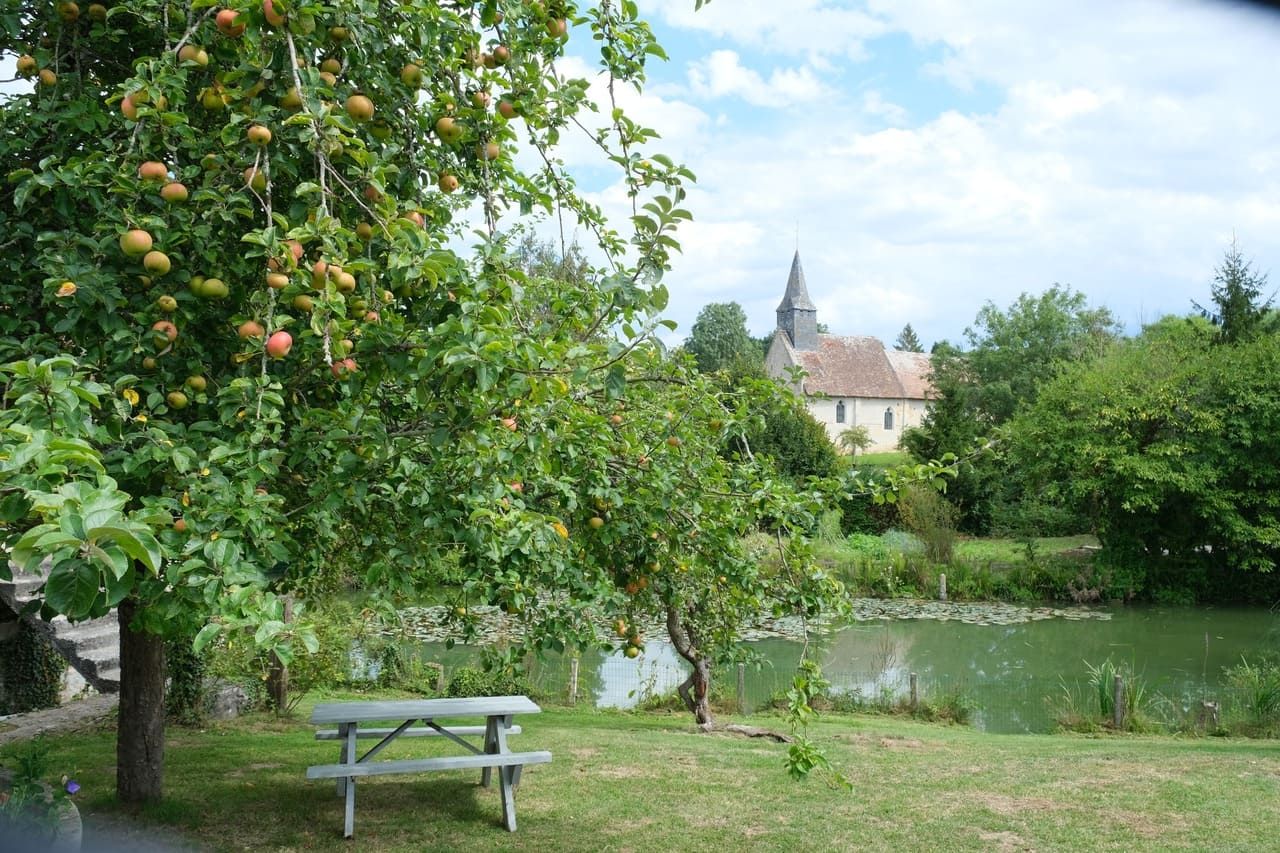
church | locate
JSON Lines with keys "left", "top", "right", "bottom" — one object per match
{"left": 764, "top": 252, "right": 933, "bottom": 454}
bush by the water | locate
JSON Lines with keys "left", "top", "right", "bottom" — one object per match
{"left": 446, "top": 666, "right": 534, "bottom": 699}
{"left": 815, "top": 529, "right": 1099, "bottom": 602}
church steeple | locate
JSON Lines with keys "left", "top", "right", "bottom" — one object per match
{"left": 776, "top": 251, "right": 818, "bottom": 350}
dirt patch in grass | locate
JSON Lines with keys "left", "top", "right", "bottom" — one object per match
{"left": 978, "top": 829, "right": 1032, "bottom": 852}
{"left": 976, "top": 793, "right": 1066, "bottom": 817}
{"left": 595, "top": 763, "right": 664, "bottom": 780}
{"left": 1110, "top": 808, "right": 1190, "bottom": 839}
{"left": 570, "top": 747, "right": 601, "bottom": 759}
{"left": 832, "top": 732, "right": 929, "bottom": 750}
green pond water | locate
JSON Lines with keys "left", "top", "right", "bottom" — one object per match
{"left": 385, "top": 602, "right": 1280, "bottom": 733}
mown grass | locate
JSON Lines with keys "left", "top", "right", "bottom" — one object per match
{"left": 953, "top": 534, "right": 1098, "bottom": 564}
{"left": 14, "top": 697, "right": 1280, "bottom": 852}
{"left": 847, "top": 450, "right": 910, "bottom": 468}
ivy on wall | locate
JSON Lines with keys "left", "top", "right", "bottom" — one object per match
{"left": 0, "top": 622, "right": 66, "bottom": 714}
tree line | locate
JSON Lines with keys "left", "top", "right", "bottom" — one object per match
{"left": 682, "top": 241, "right": 1280, "bottom": 604}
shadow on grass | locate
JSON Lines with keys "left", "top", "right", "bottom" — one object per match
{"left": 136, "top": 760, "right": 517, "bottom": 847}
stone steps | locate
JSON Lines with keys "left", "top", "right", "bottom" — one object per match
{"left": 2, "top": 561, "right": 120, "bottom": 694}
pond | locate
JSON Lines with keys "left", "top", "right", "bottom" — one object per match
{"left": 380, "top": 600, "right": 1280, "bottom": 733}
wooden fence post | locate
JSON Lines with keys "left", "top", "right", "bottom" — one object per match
{"left": 737, "top": 663, "right": 746, "bottom": 715}
{"left": 1113, "top": 674, "right": 1125, "bottom": 729}
{"left": 910, "top": 672, "right": 919, "bottom": 711}
{"left": 939, "top": 573, "right": 948, "bottom": 601}
{"left": 569, "top": 657, "right": 579, "bottom": 705}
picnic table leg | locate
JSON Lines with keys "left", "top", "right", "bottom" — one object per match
{"left": 343, "top": 774, "right": 356, "bottom": 839}
{"left": 499, "top": 763, "right": 518, "bottom": 832}
{"left": 482, "top": 714, "right": 509, "bottom": 787}
{"left": 336, "top": 722, "right": 356, "bottom": 797}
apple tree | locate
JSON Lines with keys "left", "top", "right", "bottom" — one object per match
{"left": 0, "top": 0, "right": 735, "bottom": 799}
{"left": 4, "top": 0, "right": 932, "bottom": 800}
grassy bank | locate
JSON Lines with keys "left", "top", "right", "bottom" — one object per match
{"left": 812, "top": 530, "right": 1104, "bottom": 602}
{"left": 11, "top": 698, "right": 1279, "bottom": 852}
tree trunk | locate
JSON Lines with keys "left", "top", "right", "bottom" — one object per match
{"left": 676, "top": 658, "right": 714, "bottom": 727}
{"left": 666, "top": 606, "right": 714, "bottom": 727}
{"left": 116, "top": 596, "right": 165, "bottom": 804}
{"left": 266, "top": 598, "right": 291, "bottom": 713}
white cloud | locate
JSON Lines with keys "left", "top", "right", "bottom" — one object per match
{"left": 647, "top": 0, "right": 888, "bottom": 59}
{"left": 609, "top": 0, "right": 1280, "bottom": 350}
{"left": 861, "top": 90, "right": 908, "bottom": 126}
{"left": 686, "top": 50, "right": 830, "bottom": 107}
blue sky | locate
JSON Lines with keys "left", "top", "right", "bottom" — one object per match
{"left": 558, "top": 0, "right": 1280, "bottom": 349}
{"left": 5, "top": 2, "right": 1278, "bottom": 352}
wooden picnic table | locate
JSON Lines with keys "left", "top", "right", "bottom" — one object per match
{"left": 306, "top": 695, "right": 551, "bottom": 838}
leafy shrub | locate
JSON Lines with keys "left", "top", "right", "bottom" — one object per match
{"left": 896, "top": 485, "right": 958, "bottom": 564}
{"left": 446, "top": 666, "right": 534, "bottom": 699}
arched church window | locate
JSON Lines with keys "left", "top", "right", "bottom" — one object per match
{"left": 835, "top": 400, "right": 846, "bottom": 424}
{"left": 884, "top": 408, "right": 894, "bottom": 430}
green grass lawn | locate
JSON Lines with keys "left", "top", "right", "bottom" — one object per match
{"left": 848, "top": 450, "right": 910, "bottom": 467}
{"left": 953, "top": 534, "right": 1099, "bottom": 563}
{"left": 17, "top": 698, "right": 1280, "bottom": 852}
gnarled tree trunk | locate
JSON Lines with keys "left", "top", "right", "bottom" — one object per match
{"left": 666, "top": 606, "right": 713, "bottom": 727}
{"left": 116, "top": 596, "right": 165, "bottom": 804}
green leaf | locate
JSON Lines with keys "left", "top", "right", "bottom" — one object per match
{"left": 89, "top": 524, "right": 163, "bottom": 574}
{"left": 193, "top": 622, "right": 222, "bottom": 654}
{"left": 44, "top": 559, "right": 102, "bottom": 619}
{"left": 605, "top": 365, "right": 627, "bottom": 400}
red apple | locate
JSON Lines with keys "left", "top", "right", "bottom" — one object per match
{"left": 151, "top": 320, "right": 178, "bottom": 347}
{"left": 138, "top": 161, "right": 168, "bottom": 181}
{"left": 263, "top": 0, "right": 286, "bottom": 26}
{"left": 216, "top": 9, "right": 245, "bottom": 37}
{"left": 160, "top": 181, "right": 188, "bottom": 203}
{"left": 238, "top": 320, "right": 265, "bottom": 339}
{"left": 266, "top": 330, "right": 292, "bottom": 359}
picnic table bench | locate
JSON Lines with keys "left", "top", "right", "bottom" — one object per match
{"left": 306, "top": 695, "right": 551, "bottom": 838}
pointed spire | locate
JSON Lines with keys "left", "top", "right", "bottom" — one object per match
{"left": 775, "top": 251, "right": 819, "bottom": 350}
{"left": 777, "top": 250, "right": 816, "bottom": 312}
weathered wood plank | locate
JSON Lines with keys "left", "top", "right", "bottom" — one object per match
{"left": 306, "top": 750, "right": 552, "bottom": 779}
{"left": 310, "top": 696, "right": 540, "bottom": 724}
